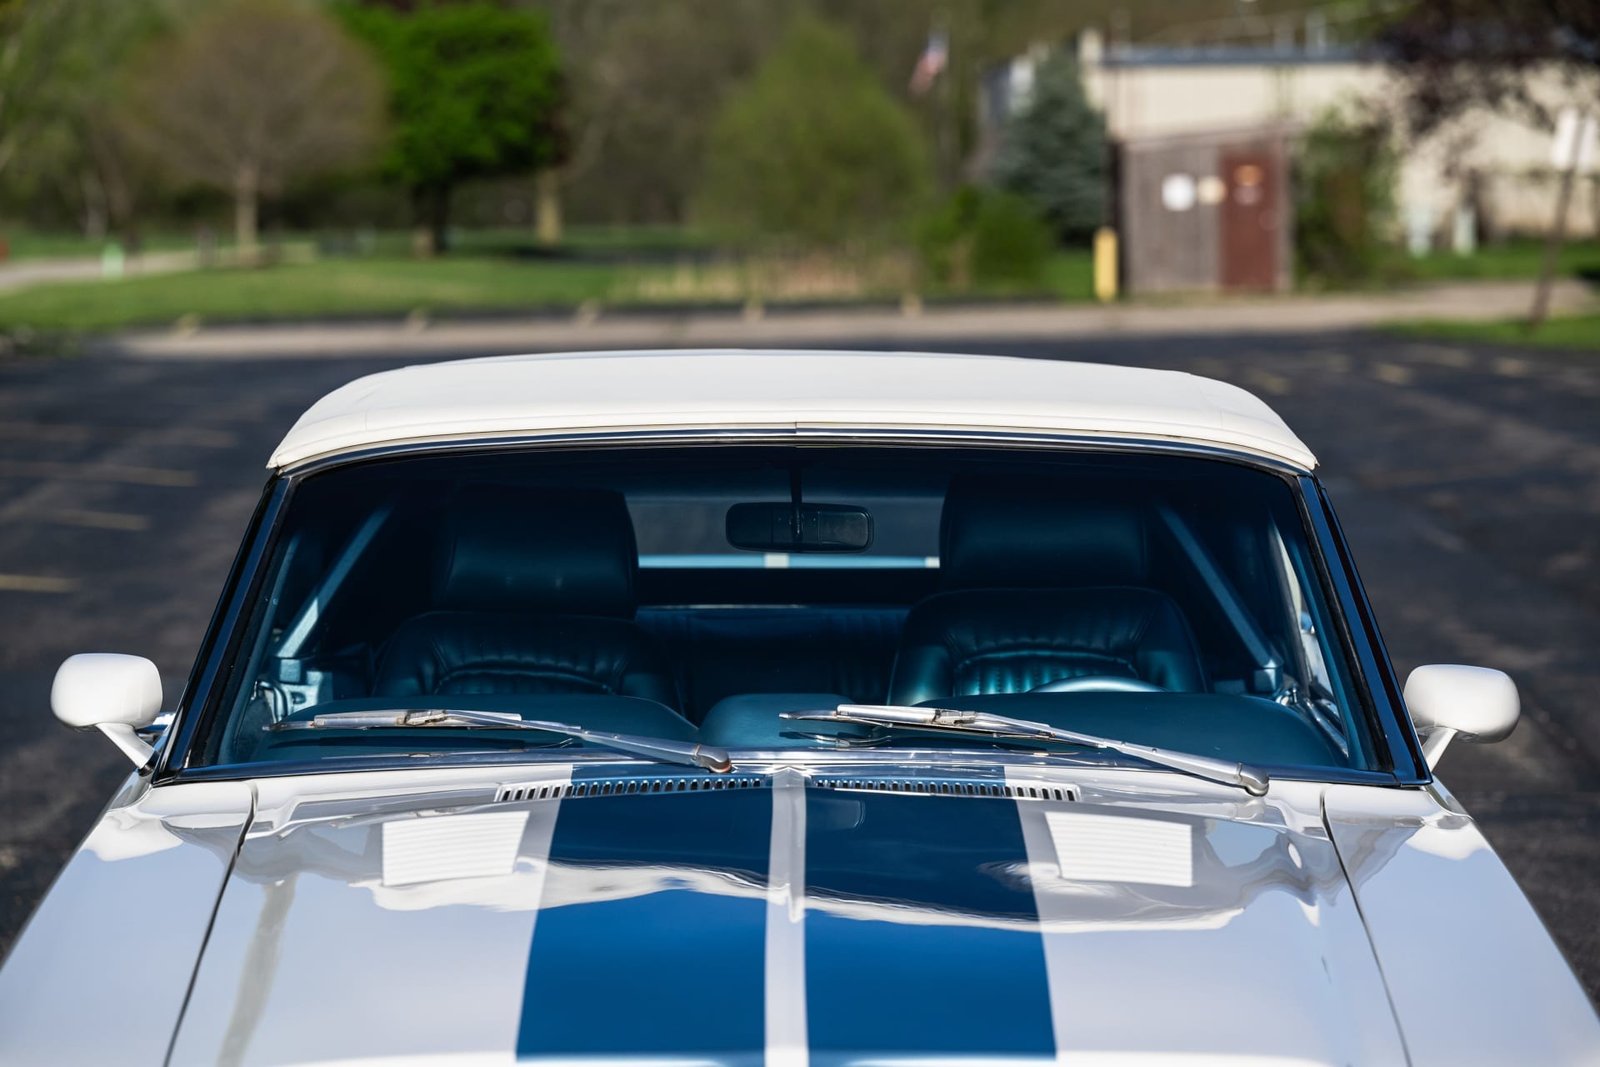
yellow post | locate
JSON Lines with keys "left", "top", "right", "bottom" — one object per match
{"left": 1093, "top": 226, "right": 1118, "bottom": 303}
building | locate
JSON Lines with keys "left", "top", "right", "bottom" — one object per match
{"left": 1080, "top": 31, "right": 1598, "bottom": 249}
{"left": 981, "top": 30, "right": 1599, "bottom": 288}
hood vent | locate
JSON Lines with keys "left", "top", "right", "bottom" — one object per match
{"left": 496, "top": 774, "right": 767, "bottom": 804}
{"left": 495, "top": 774, "right": 1070, "bottom": 804}
{"left": 495, "top": 782, "right": 569, "bottom": 803}
{"left": 814, "top": 776, "right": 1075, "bottom": 802}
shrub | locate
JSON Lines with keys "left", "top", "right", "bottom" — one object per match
{"left": 695, "top": 16, "right": 931, "bottom": 249}
{"left": 919, "top": 186, "right": 1052, "bottom": 289}
{"left": 1295, "top": 109, "right": 1397, "bottom": 284}
{"left": 971, "top": 191, "right": 1053, "bottom": 286}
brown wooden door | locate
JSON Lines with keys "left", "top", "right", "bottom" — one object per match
{"left": 1220, "top": 149, "right": 1279, "bottom": 291}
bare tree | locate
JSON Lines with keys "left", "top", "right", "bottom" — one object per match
{"left": 121, "top": 0, "right": 385, "bottom": 253}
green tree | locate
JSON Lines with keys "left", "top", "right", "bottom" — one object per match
{"left": 531, "top": 0, "right": 778, "bottom": 225}
{"left": 1295, "top": 108, "right": 1397, "bottom": 285}
{"left": 345, "top": 1, "right": 563, "bottom": 254}
{"left": 121, "top": 0, "right": 384, "bottom": 253}
{"left": 0, "top": 0, "right": 95, "bottom": 191}
{"left": 9, "top": 0, "right": 195, "bottom": 243}
{"left": 696, "top": 16, "right": 931, "bottom": 248}
{"left": 990, "top": 53, "right": 1106, "bottom": 244}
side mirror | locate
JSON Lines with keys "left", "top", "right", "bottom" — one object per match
{"left": 1404, "top": 663, "right": 1519, "bottom": 770}
{"left": 52, "top": 653, "right": 163, "bottom": 767}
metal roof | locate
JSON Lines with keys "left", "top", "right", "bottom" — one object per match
{"left": 268, "top": 349, "right": 1317, "bottom": 471}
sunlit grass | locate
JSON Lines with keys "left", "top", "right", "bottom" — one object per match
{"left": 0, "top": 257, "right": 622, "bottom": 331}
{"left": 0, "top": 244, "right": 1100, "bottom": 333}
{"left": 1392, "top": 314, "right": 1600, "bottom": 351}
{"left": 1387, "top": 239, "right": 1600, "bottom": 283}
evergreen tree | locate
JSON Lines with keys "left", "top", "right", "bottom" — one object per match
{"left": 990, "top": 54, "right": 1106, "bottom": 244}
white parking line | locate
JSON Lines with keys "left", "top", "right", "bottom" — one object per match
{"left": 0, "top": 459, "right": 196, "bottom": 487}
{"left": 1245, "top": 369, "right": 1292, "bottom": 396}
{"left": 0, "top": 574, "right": 78, "bottom": 593}
{"left": 1372, "top": 362, "right": 1415, "bottom": 386}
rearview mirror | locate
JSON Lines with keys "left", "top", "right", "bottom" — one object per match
{"left": 52, "top": 653, "right": 163, "bottom": 767}
{"left": 726, "top": 502, "right": 873, "bottom": 553}
{"left": 1404, "top": 663, "right": 1519, "bottom": 770}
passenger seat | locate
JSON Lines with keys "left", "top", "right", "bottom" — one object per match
{"left": 887, "top": 477, "right": 1206, "bottom": 705}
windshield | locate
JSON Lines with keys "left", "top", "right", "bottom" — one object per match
{"left": 189, "top": 446, "right": 1378, "bottom": 776}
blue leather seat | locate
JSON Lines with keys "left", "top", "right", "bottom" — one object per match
{"left": 375, "top": 486, "right": 679, "bottom": 713}
{"left": 887, "top": 478, "right": 1206, "bottom": 705}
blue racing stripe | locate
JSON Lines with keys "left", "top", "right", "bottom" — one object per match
{"left": 516, "top": 775, "right": 772, "bottom": 1062}
{"left": 804, "top": 789, "right": 1056, "bottom": 1063}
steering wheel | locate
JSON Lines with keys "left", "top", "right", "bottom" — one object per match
{"left": 1029, "top": 675, "right": 1168, "bottom": 694}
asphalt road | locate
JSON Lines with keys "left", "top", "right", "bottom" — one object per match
{"left": 1, "top": 329, "right": 1597, "bottom": 1005}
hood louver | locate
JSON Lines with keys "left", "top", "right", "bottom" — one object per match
{"left": 495, "top": 775, "right": 767, "bottom": 804}
{"left": 495, "top": 773, "right": 1072, "bottom": 804}
{"left": 813, "top": 776, "right": 1075, "bottom": 802}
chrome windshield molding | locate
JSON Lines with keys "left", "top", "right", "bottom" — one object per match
{"left": 166, "top": 745, "right": 1414, "bottom": 790}
{"left": 156, "top": 476, "right": 290, "bottom": 783}
{"left": 1300, "top": 476, "right": 1429, "bottom": 785}
{"left": 277, "top": 426, "right": 1314, "bottom": 479}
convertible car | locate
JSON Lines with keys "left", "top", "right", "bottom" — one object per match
{"left": 2, "top": 349, "right": 1595, "bottom": 1065}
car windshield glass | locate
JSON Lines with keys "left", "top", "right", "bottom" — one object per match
{"left": 191, "top": 446, "right": 1377, "bottom": 775}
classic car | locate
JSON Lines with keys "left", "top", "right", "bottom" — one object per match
{"left": 2, "top": 349, "right": 1596, "bottom": 1066}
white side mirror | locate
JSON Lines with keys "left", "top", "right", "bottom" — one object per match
{"left": 1404, "top": 663, "right": 1519, "bottom": 770}
{"left": 52, "top": 653, "right": 163, "bottom": 767}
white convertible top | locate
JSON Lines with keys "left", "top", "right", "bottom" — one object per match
{"left": 269, "top": 349, "right": 1316, "bottom": 471}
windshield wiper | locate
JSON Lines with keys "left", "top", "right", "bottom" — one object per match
{"left": 266, "top": 708, "right": 733, "bottom": 773}
{"left": 782, "top": 704, "right": 1270, "bottom": 796}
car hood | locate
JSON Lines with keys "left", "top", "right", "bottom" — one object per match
{"left": 163, "top": 762, "right": 1408, "bottom": 1066}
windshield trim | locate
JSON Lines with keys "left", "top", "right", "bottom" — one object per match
{"left": 167, "top": 745, "right": 1411, "bottom": 790}
{"left": 278, "top": 427, "right": 1314, "bottom": 479}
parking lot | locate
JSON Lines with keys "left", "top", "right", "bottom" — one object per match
{"left": 1, "top": 326, "right": 1596, "bottom": 1002}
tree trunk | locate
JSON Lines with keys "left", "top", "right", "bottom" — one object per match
{"left": 535, "top": 168, "right": 562, "bottom": 247}
{"left": 428, "top": 186, "right": 452, "bottom": 255}
{"left": 80, "top": 169, "right": 107, "bottom": 241}
{"left": 234, "top": 163, "right": 259, "bottom": 262}
{"left": 1527, "top": 164, "right": 1577, "bottom": 332}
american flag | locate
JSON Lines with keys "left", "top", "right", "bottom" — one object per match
{"left": 909, "top": 30, "right": 948, "bottom": 95}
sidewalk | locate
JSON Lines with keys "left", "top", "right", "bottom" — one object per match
{"left": 102, "top": 279, "right": 1597, "bottom": 360}
{"left": 0, "top": 250, "right": 201, "bottom": 293}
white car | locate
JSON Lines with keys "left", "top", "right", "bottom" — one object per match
{"left": 2, "top": 349, "right": 1596, "bottom": 1066}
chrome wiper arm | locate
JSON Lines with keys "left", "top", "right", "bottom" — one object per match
{"left": 267, "top": 708, "right": 733, "bottom": 773}
{"left": 782, "top": 703, "right": 1269, "bottom": 796}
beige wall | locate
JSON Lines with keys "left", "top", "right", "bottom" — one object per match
{"left": 1080, "top": 48, "right": 1599, "bottom": 241}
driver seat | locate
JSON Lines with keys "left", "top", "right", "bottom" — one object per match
{"left": 886, "top": 478, "right": 1206, "bottom": 706}
{"left": 374, "top": 486, "right": 678, "bottom": 710}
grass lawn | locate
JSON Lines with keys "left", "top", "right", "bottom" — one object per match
{"left": 0, "top": 245, "right": 1101, "bottom": 333}
{"left": 1389, "top": 239, "right": 1600, "bottom": 283}
{"left": 1392, "top": 313, "right": 1600, "bottom": 351}
{"left": 0, "top": 257, "right": 624, "bottom": 331}
{"left": 0, "top": 223, "right": 713, "bottom": 265}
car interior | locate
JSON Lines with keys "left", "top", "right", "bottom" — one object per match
{"left": 206, "top": 446, "right": 1373, "bottom": 772}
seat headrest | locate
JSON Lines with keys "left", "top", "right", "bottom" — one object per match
{"left": 939, "top": 476, "right": 1149, "bottom": 589}
{"left": 435, "top": 486, "right": 637, "bottom": 618}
